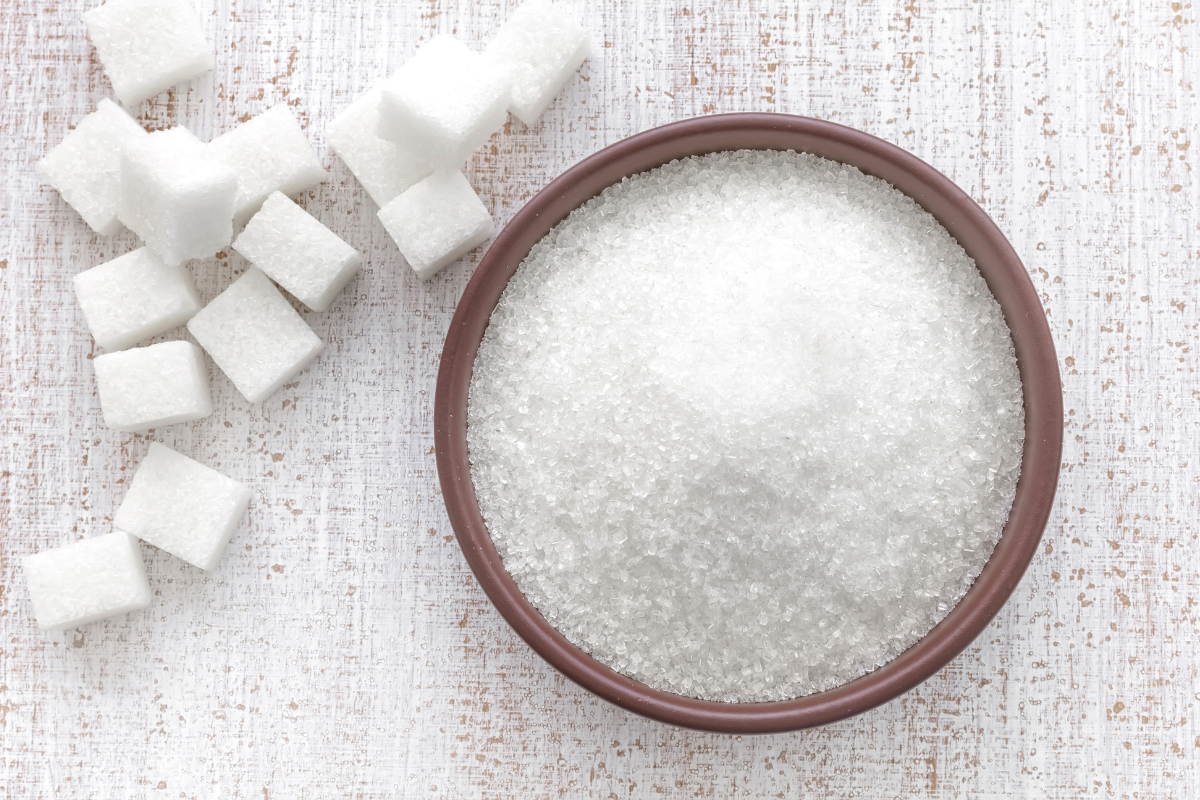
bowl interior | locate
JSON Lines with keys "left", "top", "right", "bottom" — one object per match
{"left": 435, "top": 113, "right": 1063, "bottom": 734}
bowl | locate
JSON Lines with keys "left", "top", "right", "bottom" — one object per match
{"left": 434, "top": 113, "right": 1063, "bottom": 734}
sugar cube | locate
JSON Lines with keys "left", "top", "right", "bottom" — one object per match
{"left": 326, "top": 86, "right": 436, "bottom": 208}
{"left": 483, "top": 0, "right": 591, "bottom": 126}
{"left": 82, "top": 0, "right": 213, "bottom": 107}
{"left": 209, "top": 104, "right": 326, "bottom": 226}
{"left": 74, "top": 247, "right": 201, "bottom": 351}
{"left": 187, "top": 268, "right": 323, "bottom": 403}
{"left": 118, "top": 127, "right": 237, "bottom": 266}
{"left": 377, "top": 171, "right": 493, "bottom": 280}
{"left": 37, "top": 99, "right": 147, "bottom": 236}
{"left": 233, "top": 192, "right": 361, "bottom": 312}
{"left": 94, "top": 340, "right": 213, "bottom": 432}
{"left": 376, "top": 36, "right": 510, "bottom": 168}
{"left": 23, "top": 532, "right": 152, "bottom": 631}
{"left": 114, "top": 443, "right": 251, "bottom": 571}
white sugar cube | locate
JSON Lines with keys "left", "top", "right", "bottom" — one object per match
{"left": 118, "top": 127, "right": 237, "bottom": 266}
{"left": 187, "top": 268, "right": 323, "bottom": 403}
{"left": 209, "top": 104, "right": 326, "bottom": 226}
{"left": 484, "top": 0, "right": 591, "bottom": 126}
{"left": 37, "top": 99, "right": 147, "bottom": 236}
{"left": 74, "top": 247, "right": 201, "bottom": 351}
{"left": 377, "top": 36, "right": 510, "bottom": 168}
{"left": 114, "top": 443, "right": 251, "bottom": 571}
{"left": 326, "top": 86, "right": 436, "bottom": 208}
{"left": 82, "top": 0, "right": 213, "bottom": 107}
{"left": 233, "top": 192, "right": 361, "bottom": 312}
{"left": 377, "top": 171, "right": 493, "bottom": 280}
{"left": 23, "top": 532, "right": 152, "bottom": 631}
{"left": 94, "top": 340, "right": 213, "bottom": 432}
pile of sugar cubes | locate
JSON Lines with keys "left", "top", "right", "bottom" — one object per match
{"left": 328, "top": 0, "right": 590, "bottom": 278}
{"left": 27, "top": 0, "right": 591, "bottom": 631}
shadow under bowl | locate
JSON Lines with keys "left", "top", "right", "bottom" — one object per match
{"left": 434, "top": 113, "right": 1063, "bottom": 734}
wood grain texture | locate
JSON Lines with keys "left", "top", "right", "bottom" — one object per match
{"left": 2, "top": 0, "right": 1198, "bottom": 796}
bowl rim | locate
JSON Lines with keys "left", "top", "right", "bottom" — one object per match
{"left": 434, "top": 112, "right": 1063, "bottom": 734}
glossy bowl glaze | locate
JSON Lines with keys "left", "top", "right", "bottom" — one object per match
{"left": 434, "top": 113, "right": 1063, "bottom": 733}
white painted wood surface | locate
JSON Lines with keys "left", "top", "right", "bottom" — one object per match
{"left": 2, "top": 0, "right": 1198, "bottom": 796}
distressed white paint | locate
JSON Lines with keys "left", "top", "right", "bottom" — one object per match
{"left": 1, "top": 0, "right": 1198, "bottom": 796}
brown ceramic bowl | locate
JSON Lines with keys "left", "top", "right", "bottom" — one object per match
{"left": 434, "top": 113, "right": 1062, "bottom": 734}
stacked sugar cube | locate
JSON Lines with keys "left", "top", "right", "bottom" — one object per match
{"left": 119, "top": 127, "right": 239, "bottom": 265}
{"left": 328, "top": 0, "right": 591, "bottom": 280}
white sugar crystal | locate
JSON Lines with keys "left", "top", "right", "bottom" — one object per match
{"left": 233, "top": 192, "right": 361, "bottom": 312}
{"left": 23, "top": 532, "right": 151, "bottom": 631}
{"left": 186, "top": 267, "right": 323, "bottom": 403}
{"left": 94, "top": 340, "right": 212, "bottom": 432}
{"left": 118, "top": 127, "right": 237, "bottom": 266}
{"left": 467, "top": 150, "right": 1026, "bottom": 703}
{"left": 483, "top": 0, "right": 591, "bottom": 125}
{"left": 114, "top": 443, "right": 251, "bottom": 571}
{"left": 326, "top": 86, "right": 436, "bottom": 208}
{"left": 377, "top": 171, "right": 493, "bottom": 280}
{"left": 209, "top": 104, "right": 326, "bottom": 226}
{"left": 376, "top": 35, "right": 510, "bottom": 168}
{"left": 82, "top": 0, "right": 213, "bottom": 107}
{"left": 36, "top": 99, "right": 147, "bottom": 236}
{"left": 74, "top": 247, "right": 201, "bottom": 351}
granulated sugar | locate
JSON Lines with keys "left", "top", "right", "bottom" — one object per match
{"left": 467, "top": 150, "right": 1025, "bottom": 703}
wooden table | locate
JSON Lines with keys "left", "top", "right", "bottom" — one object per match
{"left": 2, "top": 0, "right": 1196, "bottom": 795}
